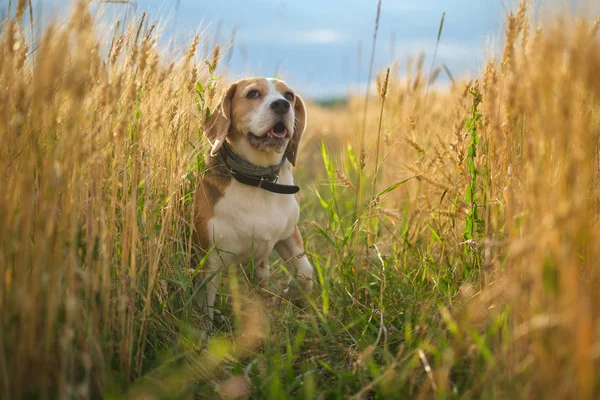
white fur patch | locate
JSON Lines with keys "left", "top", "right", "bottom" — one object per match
{"left": 207, "top": 164, "right": 299, "bottom": 267}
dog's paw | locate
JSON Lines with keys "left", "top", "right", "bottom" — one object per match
{"left": 209, "top": 308, "right": 229, "bottom": 331}
{"left": 198, "top": 308, "right": 228, "bottom": 335}
{"left": 283, "top": 275, "right": 313, "bottom": 297}
{"left": 213, "top": 308, "right": 226, "bottom": 323}
{"left": 282, "top": 280, "right": 313, "bottom": 308}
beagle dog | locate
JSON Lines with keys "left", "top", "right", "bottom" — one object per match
{"left": 194, "top": 77, "right": 313, "bottom": 321}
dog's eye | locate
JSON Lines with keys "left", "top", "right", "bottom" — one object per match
{"left": 246, "top": 90, "right": 260, "bottom": 99}
{"left": 284, "top": 92, "right": 294, "bottom": 101}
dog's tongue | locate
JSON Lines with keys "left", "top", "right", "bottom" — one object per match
{"left": 270, "top": 127, "right": 287, "bottom": 138}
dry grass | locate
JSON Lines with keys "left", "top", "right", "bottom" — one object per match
{"left": 1, "top": 2, "right": 216, "bottom": 397}
{"left": 1, "top": 1, "right": 600, "bottom": 399}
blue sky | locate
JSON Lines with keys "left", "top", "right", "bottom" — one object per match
{"left": 8, "top": 0, "right": 593, "bottom": 99}
{"left": 126, "top": 0, "right": 505, "bottom": 98}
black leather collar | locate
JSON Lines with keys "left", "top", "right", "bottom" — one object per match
{"left": 218, "top": 142, "right": 300, "bottom": 195}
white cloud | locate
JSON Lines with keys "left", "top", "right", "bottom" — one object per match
{"left": 299, "top": 29, "right": 343, "bottom": 44}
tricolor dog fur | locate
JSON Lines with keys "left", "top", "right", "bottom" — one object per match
{"left": 194, "top": 77, "right": 313, "bottom": 321}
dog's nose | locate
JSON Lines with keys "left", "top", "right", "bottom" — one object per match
{"left": 270, "top": 99, "right": 291, "bottom": 114}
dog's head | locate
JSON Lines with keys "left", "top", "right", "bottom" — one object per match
{"left": 205, "top": 78, "right": 307, "bottom": 167}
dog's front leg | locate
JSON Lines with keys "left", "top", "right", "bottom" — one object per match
{"left": 195, "top": 274, "right": 219, "bottom": 322}
{"left": 194, "top": 255, "right": 220, "bottom": 322}
{"left": 275, "top": 226, "right": 313, "bottom": 299}
{"left": 204, "top": 272, "right": 219, "bottom": 321}
{"left": 254, "top": 259, "right": 271, "bottom": 286}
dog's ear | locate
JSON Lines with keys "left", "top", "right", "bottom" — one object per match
{"left": 286, "top": 94, "right": 307, "bottom": 166}
{"left": 206, "top": 83, "right": 238, "bottom": 156}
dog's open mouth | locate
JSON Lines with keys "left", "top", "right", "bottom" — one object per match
{"left": 247, "top": 122, "right": 289, "bottom": 150}
{"left": 268, "top": 122, "right": 288, "bottom": 139}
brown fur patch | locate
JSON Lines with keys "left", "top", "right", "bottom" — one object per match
{"left": 230, "top": 78, "right": 269, "bottom": 138}
{"left": 193, "top": 156, "right": 231, "bottom": 253}
{"left": 286, "top": 94, "right": 306, "bottom": 166}
{"left": 273, "top": 79, "right": 292, "bottom": 96}
{"left": 292, "top": 226, "right": 304, "bottom": 247}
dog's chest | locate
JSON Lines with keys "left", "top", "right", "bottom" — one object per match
{"left": 209, "top": 178, "right": 299, "bottom": 261}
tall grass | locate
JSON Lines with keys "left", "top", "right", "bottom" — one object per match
{"left": 0, "top": 2, "right": 217, "bottom": 397}
{"left": 1, "top": 1, "right": 600, "bottom": 398}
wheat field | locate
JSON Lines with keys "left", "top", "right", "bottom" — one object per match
{"left": 1, "top": 1, "right": 600, "bottom": 399}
